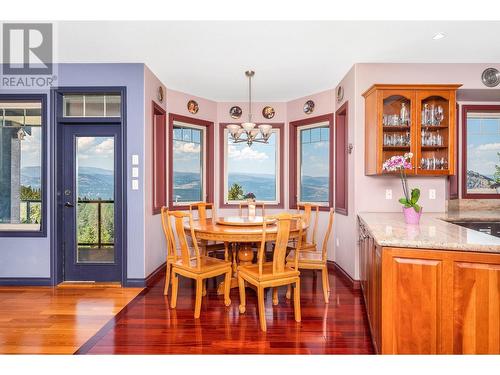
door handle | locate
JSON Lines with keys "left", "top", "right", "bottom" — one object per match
{"left": 64, "top": 202, "right": 75, "bottom": 208}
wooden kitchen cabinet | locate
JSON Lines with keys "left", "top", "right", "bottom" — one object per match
{"left": 362, "top": 84, "right": 461, "bottom": 176}
{"left": 358, "top": 220, "right": 500, "bottom": 354}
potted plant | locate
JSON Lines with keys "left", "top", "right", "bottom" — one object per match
{"left": 382, "top": 152, "right": 422, "bottom": 225}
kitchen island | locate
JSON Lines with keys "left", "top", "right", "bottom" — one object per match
{"left": 357, "top": 212, "right": 500, "bottom": 354}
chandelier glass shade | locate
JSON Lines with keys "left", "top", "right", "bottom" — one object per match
{"left": 226, "top": 70, "right": 272, "bottom": 146}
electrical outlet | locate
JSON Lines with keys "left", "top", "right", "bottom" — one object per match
{"left": 429, "top": 189, "right": 436, "bottom": 200}
{"left": 385, "top": 189, "right": 392, "bottom": 200}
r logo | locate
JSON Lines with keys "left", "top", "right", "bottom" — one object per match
{"left": 2, "top": 23, "right": 53, "bottom": 75}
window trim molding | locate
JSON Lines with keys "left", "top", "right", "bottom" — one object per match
{"left": 168, "top": 113, "right": 214, "bottom": 210}
{"left": 335, "top": 102, "right": 349, "bottom": 216}
{"left": 289, "top": 114, "right": 334, "bottom": 211}
{"left": 0, "top": 93, "right": 47, "bottom": 237}
{"left": 219, "top": 122, "right": 285, "bottom": 209}
{"left": 152, "top": 101, "right": 166, "bottom": 215}
{"left": 461, "top": 104, "right": 500, "bottom": 199}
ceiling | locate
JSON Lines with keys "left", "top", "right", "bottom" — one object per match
{"left": 55, "top": 21, "right": 500, "bottom": 102}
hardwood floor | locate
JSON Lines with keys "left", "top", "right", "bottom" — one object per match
{"left": 79, "top": 269, "right": 374, "bottom": 354}
{"left": 0, "top": 285, "right": 142, "bottom": 354}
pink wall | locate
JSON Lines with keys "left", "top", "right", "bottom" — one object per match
{"left": 166, "top": 88, "right": 217, "bottom": 122}
{"left": 287, "top": 89, "right": 335, "bottom": 121}
{"left": 217, "top": 102, "right": 286, "bottom": 124}
{"left": 144, "top": 65, "right": 167, "bottom": 276}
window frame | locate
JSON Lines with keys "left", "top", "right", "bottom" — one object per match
{"left": 168, "top": 113, "right": 214, "bottom": 210}
{"left": 461, "top": 104, "right": 500, "bottom": 199}
{"left": 152, "top": 101, "right": 166, "bottom": 215}
{"left": 0, "top": 93, "right": 47, "bottom": 237}
{"left": 219, "top": 122, "right": 284, "bottom": 208}
{"left": 335, "top": 102, "right": 349, "bottom": 216}
{"left": 289, "top": 114, "right": 334, "bottom": 211}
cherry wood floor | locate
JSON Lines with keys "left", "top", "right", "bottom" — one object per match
{"left": 0, "top": 285, "right": 142, "bottom": 354}
{"left": 78, "top": 269, "right": 374, "bottom": 354}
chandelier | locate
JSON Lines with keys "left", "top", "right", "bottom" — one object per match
{"left": 226, "top": 70, "right": 272, "bottom": 146}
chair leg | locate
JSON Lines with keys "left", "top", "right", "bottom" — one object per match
{"left": 170, "top": 271, "right": 179, "bottom": 309}
{"left": 272, "top": 287, "right": 279, "bottom": 306}
{"left": 163, "top": 262, "right": 171, "bottom": 296}
{"left": 202, "top": 279, "right": 207, "bottom": 297}
{"left": 238, "top": 275, "right": 246, "bottom": 314}
{"left": 293, "top": 279, "right": 301, "bottom": 323}
{"left": 194, "top": 278, "right": 203, "bottom": 319}
{"left": 224, "top": 270, "right": 231, "bottom": 306}
{"left": 224, "top": 242, "right": 229, "bottom": 261}
{"left": 286, "top": 284, "right": 292, "bottom": 299}
{"left": 321, "top": 267, "right": 330, "bottom": 304}
{"left": 257, "top": 286, "right": 267, "bottom": 332}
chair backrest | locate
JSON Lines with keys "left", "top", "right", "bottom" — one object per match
{"left": 297, "top": 204, "right": 319, "bottom": 244}
{"left": 239, "top": 201, "right": 265, "bottom": 217}
{"left": 257, "top": 213, "right": 304, "bottom": 276}
{"left": 189, "top": 202, "right": 216, "bottom": 222}
{"left": 166, "top": 210, "right": 202, "bottom": 269}
{"left": 160, "top": 207, "right": 175, "bottom": 259}
{"left": 321, "top": 208, "right": 335, "bottom": 261}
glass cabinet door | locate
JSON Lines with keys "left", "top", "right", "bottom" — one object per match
{"left": 379, "top": 90, "right": 416, "bottom": 174}
{"left": 416, "top": 90, "right": 454, "bottom": 175}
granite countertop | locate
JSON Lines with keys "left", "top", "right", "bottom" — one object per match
{"left": 358, "top": 212, "right": 500, "bottom": 254}
{"left": 441, "top": 209, "right": 500, "bottom": 222}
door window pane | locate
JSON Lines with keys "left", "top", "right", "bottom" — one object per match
{"left": 0, "top": 101, "right": 43, "bottom": 231}
{"left": 105, "top": 95, "right": 121, "bottom": 117}
{"left": 226, "top": 131, "right": 278, "bottom": 202}
{"left": 76, "top": 136, "right": 115, "bottom": 263}
{"left": 84, "top": 95, "right": 105, "bottom": 117}
{"left": 173, "top": 123, "right": 204, "bottom": 204}
{"left": 299, "top": 124, "right": 330, "bottom": 204}
{"left": 63, "top": 95, "right": 84, "bottom": 117}
{"left": 466, "top": 114, "right": 500, "bottom": 195}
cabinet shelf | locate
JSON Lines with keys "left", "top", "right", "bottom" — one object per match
{"left": 363, "top": 84, "right": 461, "bottom": 176}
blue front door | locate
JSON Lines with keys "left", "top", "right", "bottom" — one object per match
{"left": 60, "top": 124, "right": 122, "bottom": 282}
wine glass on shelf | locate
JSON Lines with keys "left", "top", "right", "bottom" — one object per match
{"left": 435, "top": 105, "right": 444, "bottom": 125}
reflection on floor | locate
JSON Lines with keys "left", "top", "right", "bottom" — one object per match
{"left": 0, "top": 285, "right": 142, "bottom": 354}
{"left": 79, "top": 268, "right": 374, "bottom": 354}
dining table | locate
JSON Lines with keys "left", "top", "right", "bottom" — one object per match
{"left": 184, "top": 215, "right": 308, "bottom": 295}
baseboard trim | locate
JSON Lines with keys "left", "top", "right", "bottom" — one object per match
{"left": 0, "top": 277, "right": 52, "bottom": 286}
{"left": 327, "top": 261, "right": 361, "bottom": 290}
{"left": 124, "top": 262, "right": 166, "bottom": 288}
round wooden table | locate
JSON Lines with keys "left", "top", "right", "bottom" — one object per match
{"left": 185, "top": 216, "right": 307, "bottom": 294}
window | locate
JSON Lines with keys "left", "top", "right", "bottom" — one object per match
{"left": 0, "top": 97, "right": 45, "bottom": 234}
{"left": 462, "top": 105, "right": 500, "bottom": 198}
{"left": 220, "top": 124, "right": 283, "bottom": 207}
{"left": 169, "top": 114, "right": 213, "bottom": 209}
{"left": 63, "top": 94, "right": 121, "bottom": 117}
{"left": 289, "top": 114, "right": 333, "bottom": 210}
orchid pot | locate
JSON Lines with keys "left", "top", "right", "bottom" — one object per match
{"left": 382, "top": 152, "right": 423, "bottom": 225}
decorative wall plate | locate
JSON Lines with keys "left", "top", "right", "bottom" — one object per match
{"left": 336, "top": 85, "right": 344, "bottom": 103}
{"left": 262, "top": 106, "right": 275, "bottom": 119}
{"left": 157, "top": 86, "right": 164, "bottom": 102}
{"left": 229, "top": 105, "right": 242, "bottom": 119}
{"left": 481, "top": 68, "right": 500, "bottom": 87}
{"left": 187, "top": 100, "right": 199, "bottom": 114}
{"left": 303, "top": 100, "right": 315, "bottom": 114}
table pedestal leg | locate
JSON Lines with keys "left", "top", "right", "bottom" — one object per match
{"left": 217, "top": 243, "right": 255, "bottom": 295}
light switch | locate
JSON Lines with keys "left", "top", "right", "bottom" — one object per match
{"left": 132, "top": 167, "right": 139, "bottom": 178}
{"left": 132, "top": 154, "right": 139, "bottom": 165}
{"left": 385, "top": 189, "right": 392, "bottom": 200}
{"left": 429, "top": 189, "right": 436, "bottom": 200}
{"left": 132, "top": 179, "right": 139, "bottom": 190}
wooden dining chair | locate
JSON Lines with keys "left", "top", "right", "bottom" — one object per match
{"left": 161, "top": 206, "right": 176, "bottom": 296}
{"left": 296, "top": 203, "right": 320, "bottom": 252}
{"left": 239, "top": 201, "right": 266, "bottom": 217}
{"left": 165, "top": 210, "right": 232, "bottom": 319}
{"left": 237, "top": 213, "right": 304, "bottom": 331}
{"left": 286, "top": 208, "right": 334, "bottom": 303}
{"left": 189, "top": 202, "right": 229, "bottom": 259}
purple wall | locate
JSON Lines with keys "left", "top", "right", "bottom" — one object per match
{"left": 0, "top": 63, "right": 146, "bottom": 280}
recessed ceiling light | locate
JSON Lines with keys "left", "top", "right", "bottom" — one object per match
{"left": 432, "top": 32, "right": 446, "bottom": 40}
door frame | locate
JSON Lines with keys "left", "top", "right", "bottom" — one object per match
{"left": 50, "top": 86, "right": 127, "bottom": 285}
